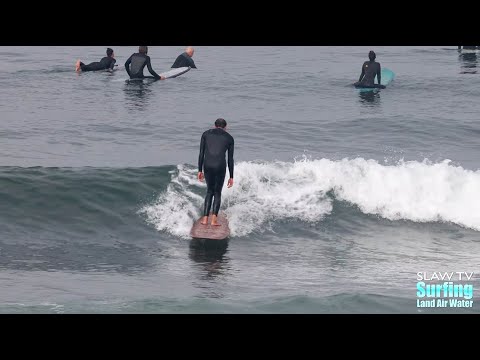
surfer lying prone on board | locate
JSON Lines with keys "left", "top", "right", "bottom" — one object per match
{"left": 75, "top": 48, "right": 116, "bottom": 72}
{"left": 354, "top": 50, "right": 385, "bottom": 89}
{"left": 198, "top": 118, "right": 234, "bottom": 226}
{"left": 124, "top": 46, "right": 165, "bottom": 80}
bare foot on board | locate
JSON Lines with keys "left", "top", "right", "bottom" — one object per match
{"left": 211, "top": 215, "right": 222, "bottom": 226}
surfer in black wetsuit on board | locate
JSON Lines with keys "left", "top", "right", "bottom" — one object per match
{"left": 354, "top": 50, "right": 384, "bottom": 88}
{"left": 197, "top": 118, "right": 234, "bottom": 226}
{"left": 124, "top": 46, "right": 165, "bottom": 80}
{"left": 171, "top": 47, "right": 197, "bottom": 69}
{"left": 75, "top": 48, "right": 116, "bottom": 72}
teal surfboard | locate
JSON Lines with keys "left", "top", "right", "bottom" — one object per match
{"left": 356, "top": 68, "right": 395, "bottom": 92}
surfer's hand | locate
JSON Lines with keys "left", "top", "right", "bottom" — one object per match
{"left": 227, "top": 178, "right": 234, "bottom": 188}
{"left": 160, "top": 76, "right": 166, "bottom": 80}
{"left": 198, "top": 172, "right": 204, "bottom": 182}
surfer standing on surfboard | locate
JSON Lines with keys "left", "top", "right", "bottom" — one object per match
{"left": 354, "top": 50, "right": 382, "bottom": 88}
{"left": 197, "top": 118, "right": 234, "bottom": 226}
{"left": 124, "top": 46, "right": 165, "bottom": 80}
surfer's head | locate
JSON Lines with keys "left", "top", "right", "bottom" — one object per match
{"left": 185, "top": 46, "right": 195, "bottom": 57}
{"left": 215, "top": 118, "right": 227, "bottom": 129}
{"left": 106, "top": 48, "right": 114, "bottom": 57}
{"left": 139, "top": 46, "right": 148, "bottom": 54}
{"left": 369, "top": 50, "right": 376, "bottom": 61}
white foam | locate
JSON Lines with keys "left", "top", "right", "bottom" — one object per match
{"left": 140, "top": 165, "right": 202, "bottom": 239}
{"left": 140, "top": 158, "right": 480, "bottom": 238}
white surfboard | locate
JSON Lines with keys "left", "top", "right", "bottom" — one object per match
{"left": 159, "top": 66, "right": 191, "bottom": 79}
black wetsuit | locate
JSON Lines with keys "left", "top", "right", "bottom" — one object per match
{"left": 171, "top": 52, "right": 197, "bottom": 69}
{"left": 355, "top": 61, "right": 383, "bottom": 88}
{"left": 198, "top": 128, "right": 234, "bottom": 217}
{"left": 124, "top": 53, "right": 160, "bottom": 79}
{"left": 80, "top": 56, "right": 116, "bottom": 72}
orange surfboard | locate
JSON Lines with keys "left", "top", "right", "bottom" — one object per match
{"left": 190, "top": 213, "right": 230, "bottom": 240}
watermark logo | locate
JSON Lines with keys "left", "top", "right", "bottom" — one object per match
{"left": 416, "top": 272, "right": 474, "bottom": 308}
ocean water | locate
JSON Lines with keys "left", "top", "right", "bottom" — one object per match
{"left": 0, "top": 46, "right": 479, "bottom": 313}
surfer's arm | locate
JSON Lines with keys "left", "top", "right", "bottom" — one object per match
{"left": 358, "top": 65, "right": 365, "bottom": 82}
{"left": 146, "top": 57, "right": 163, "bottom": 80}
{"left": 109, "top": 58, "right": 116, "bottom": 70}
{"left": 377, "top": 63, "right": 381, "bottom": 85}
{"left": 227, "top": 138, "right": 234, "bottom": 179}
{"left": 198, "top": 133, "right": 206, "bottom": 173}
{"left": 124, "top": 55, "right": 132, "bottom": 77}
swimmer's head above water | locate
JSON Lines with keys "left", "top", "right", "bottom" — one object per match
{"left": 185, "top": 47, "right": 195, "bottom": 57}
{"left": 215, "top": 118, "right": 227, "bottom": 129}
